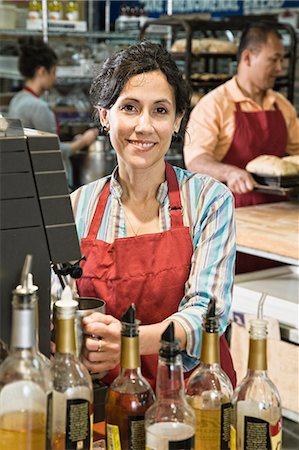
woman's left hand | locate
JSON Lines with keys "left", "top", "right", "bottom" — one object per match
{"left": 80, "top": 312, "right": 121, "bottom": 374}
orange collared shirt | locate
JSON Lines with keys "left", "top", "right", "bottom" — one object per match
{"left": 184, "top": 76, "right": 299, "bottom": 167}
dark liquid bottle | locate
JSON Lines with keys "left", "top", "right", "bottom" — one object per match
{"left": 105, "top": 304, "right": 155, "bottom": 450}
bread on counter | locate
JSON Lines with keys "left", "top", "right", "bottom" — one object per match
{"left": 171, "top": 38, "right": 237, "bottom": 54}
{"left": 246, "top": 154, "right": 299, "bottom": 176}
{"left": 282, "top": 155, "right": 299, "bottom": 170}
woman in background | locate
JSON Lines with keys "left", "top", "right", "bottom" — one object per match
{"left": 8, "top": 37, "right": 98, "bottom": 189}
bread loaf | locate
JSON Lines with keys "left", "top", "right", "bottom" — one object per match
{"left": 246, "top": 155, "right": 298, "bottom": 176}
{"left": 171, "top": 38, "right": 237, "bottom": 55}
{"left": 282, "top": 155, "right": 299, "bottom": 171}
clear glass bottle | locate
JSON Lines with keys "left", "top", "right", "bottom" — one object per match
{"left": 105, "top": 304, "right": 155, "bottom": 450}
{"left": 0, "top": 261, "right": 51, "bottom": 450}
{"left": 186, "top": 298, "right": 233, "bottom": 450}
{"left": 17, "top": 273, "right": 50, "bottom": 370}
{"left": 145, "top": 322, "right": 196, "bottom": 450}
{"left": 231, "top": 319, "right": 282, "bottom": 450}
{"left": 48, "top": 286, "right": 93, "bottom": 450}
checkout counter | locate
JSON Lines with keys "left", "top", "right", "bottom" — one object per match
{"left": 0, "top": 120, "right": 107, "bottom": 423}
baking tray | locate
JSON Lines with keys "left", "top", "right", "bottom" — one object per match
{"left": 249, "top": 172, "right": 299, "bottom": 188}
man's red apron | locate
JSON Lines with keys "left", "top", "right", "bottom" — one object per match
{"left": 77, "top": 163, "right": 236, "bottom": 388}
{"left": 223, "top": 102, "right": 288, "bottom": 273}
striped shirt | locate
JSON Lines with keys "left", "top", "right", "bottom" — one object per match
{"left": 71, "top": 165, "right": 236, "bottom": 371}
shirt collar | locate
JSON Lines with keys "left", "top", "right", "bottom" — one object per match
{"left": 109, "top": 165, "right": 168, "bottom": 205}
{"left": 229, "top": 76, "right": 278, "bottom": 109}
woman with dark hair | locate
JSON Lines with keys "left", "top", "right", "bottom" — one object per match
{"left": 69, "top": 41, "right": 236, "bottom": 388}
{"left": 8, "top": 37, "right": 98, "bottom": 188}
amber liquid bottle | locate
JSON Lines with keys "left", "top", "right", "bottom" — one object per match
{"left": 186, "top": 298, "right": 233, "bottom": 450}
{"left": 231, "top": 319, "right": 282, "bottom": 450}
{"left": 0, "top": 258, "right": 50, "bottom": 450}
{"left": 105, "top": 304, "right": 155, "bottom": 450}
{"left": 48, "top": 286, "right": 93, "bottom": 450}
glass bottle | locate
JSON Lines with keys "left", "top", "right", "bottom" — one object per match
{"left": 105, "top": 304, "right": 155, "bottom": 450}
{"left": 0, "top": 260, "right": 51, "bottom": 450}
{"left": 48, "top": 285, "right": 93, "bottom": 450}
{"left": 145, "top": 322, "right": 196, "bottom": 450}
{"left": 28, "top": 0, "right": 42, "bottom": 20}
{"left": 231, "top": 319, "right": 282, "bottom": 450}
{"left": 186, "top": 298, "right": 233, "bottom": 450}
{"left": 48, "top": 0, "right": 63, "bottom": 21}
{"left": 17, "top": 273, "right": 50, "bottom": 370}
{"left": 65, "top": 1, "right": 79, "bottom": 22}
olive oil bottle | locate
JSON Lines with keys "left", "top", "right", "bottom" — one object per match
{"left": 186, "top": 298, "right": 233, "bottom": 450}
{"left": 47, "top": 285, "right": 93, "bottom": 450}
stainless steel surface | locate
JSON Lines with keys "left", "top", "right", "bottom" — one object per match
{"left": 282, "top": 417, "right": 299, "bottom": 449}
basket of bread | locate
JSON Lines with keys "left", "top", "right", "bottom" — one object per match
{"left": 246, "top": 155, "right": 299, "bottom": 188}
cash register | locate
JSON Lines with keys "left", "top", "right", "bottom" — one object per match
{"left": 0, "top": 119, "right": 106, "bottom": 422}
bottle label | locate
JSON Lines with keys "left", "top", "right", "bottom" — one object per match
{"left": 146, "top": 435, "right": 195, "bottom": 450}
{"left": 107, "top": 416, "right": 145, "bottom": 450}
{"left": 128, "top": 416, "right": 146, "bottom": 449}
{"left": 191, "top": 400, "right": 232, "bottom": 449}
{"left": 65, "top": 399, "right": 91, "bottom": 449}
{"left": 244, "top": 416, "right": 282, "bottom": 450}
{"left": 46, "top": 392, "right": 53, "bottom": 449}
{"left": 106, "top": 423, "right": 122, "bottom": 450}
{"left": 230, "top": 424, "right": 236, "bottom": 450}
{"left": 221, "top": 402, "right": 233, "bottom": 449}
{"left": 66, "top": 11, "right": 79, "bottom": 21}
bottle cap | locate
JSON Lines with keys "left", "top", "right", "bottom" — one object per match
{"left": 55, "top": 285, "right": 78, "bottom": 309}
{"left": 160, "top": 322, "right": 180, "bottom": 358}
{"left": 203, "top": 298, "right": 219, "bottom": 333}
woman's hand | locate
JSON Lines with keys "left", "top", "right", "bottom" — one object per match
{"left": 80, "top": 312, "right": 121, "bottom": 374}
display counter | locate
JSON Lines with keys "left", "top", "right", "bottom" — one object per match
{"left": 232, "top": 201, "right": 299, "bottom": 425}
{"left": 235, "top": 201, "right": 299, "bottom": 266}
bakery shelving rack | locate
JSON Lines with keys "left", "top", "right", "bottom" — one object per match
{"left": 140, "top": 16, "right": 297, "bottom": 103}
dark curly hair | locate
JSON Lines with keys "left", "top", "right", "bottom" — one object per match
{"left": 90, "top": 41, "right": 191, "bottom": 136}
{"left": 18, "top": 36, "right": 58, "bottom": 79}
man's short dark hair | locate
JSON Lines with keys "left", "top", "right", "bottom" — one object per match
{"left": 237, "top": 22, "right": 282, "bottom": 63}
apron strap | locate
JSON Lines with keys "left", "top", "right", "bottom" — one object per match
{"left": 165, "top": 162, "right": 184, "bottom": 228}
{"left": 87, "top": 181, "right": 110, "bottom": 239}
{"left": 87, "top": 163, "right": 184, "bottom": 238}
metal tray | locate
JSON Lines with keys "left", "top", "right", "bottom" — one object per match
{"left": 249, "top": 172, "right": 299, "bottom": 188}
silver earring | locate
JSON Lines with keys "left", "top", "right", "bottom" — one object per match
{"left": 102, "top": 125, "right": 110, "bottom": 136}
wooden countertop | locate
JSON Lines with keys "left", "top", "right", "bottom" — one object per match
{"left": 235, "top": 201, "right": 299, "bottom": 265}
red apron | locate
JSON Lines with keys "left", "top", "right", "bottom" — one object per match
{"left": 223, "top": 102, "right": 288, "bottom": 273}
{"left": 77, "top": 163, "right": 236, "bottom": 388}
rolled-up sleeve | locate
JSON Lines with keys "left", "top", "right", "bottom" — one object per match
{"left": 168, "top": 176, "right": 236, "bottom": 371}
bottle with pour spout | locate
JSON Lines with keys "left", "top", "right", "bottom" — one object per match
{"left": 47, "top": 285, "right": 93, "bottom": 450}
{"left": 145, "top": 322, "right": 196, "bottom": 450}
{"left": 0, "top": 255, "right": 51, "bottom": 450}
{"left": 16, "top": 273, "right": 51, "bottom": 370}
{"left": 105, "top": 304, "right": 155, "bottom": 450}
{"left": 186, "top": 298, "right": 233, "bottom": 449}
